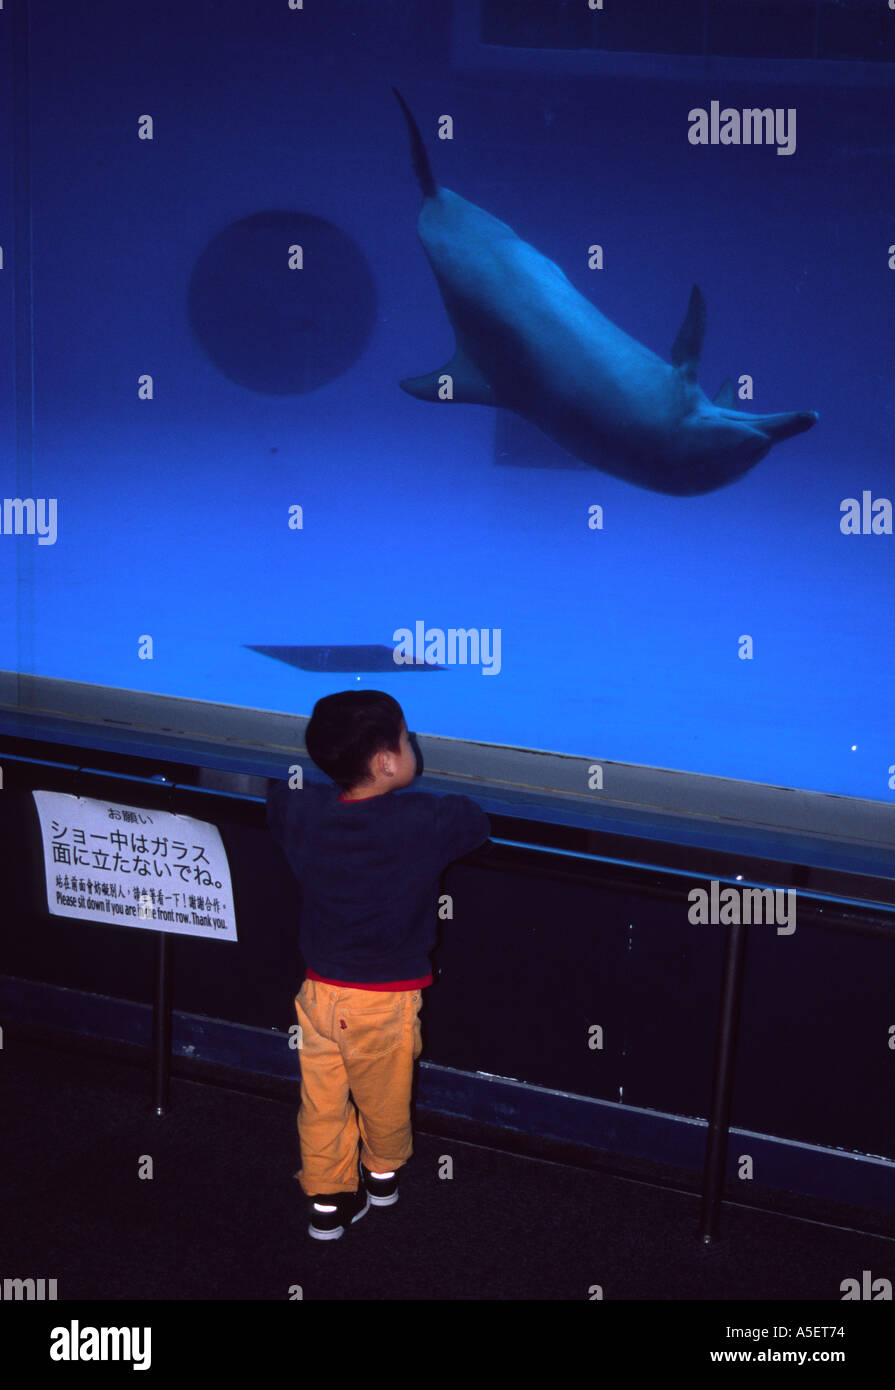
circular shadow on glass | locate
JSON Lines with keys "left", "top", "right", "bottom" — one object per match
{"left": 187, "top": 210, "right": 377, "bottom": 394}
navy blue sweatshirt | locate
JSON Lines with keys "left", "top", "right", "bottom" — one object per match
{"left": 266, "top": 778, "right": 491, "bottom": 988}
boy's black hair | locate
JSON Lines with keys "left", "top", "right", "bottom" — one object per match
{"left": 304, "top": 690, "right": 406, "bottom": 792}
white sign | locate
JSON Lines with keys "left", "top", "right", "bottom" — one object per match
{"left": 32, "top": 790, "right": 238, "bottom": 942}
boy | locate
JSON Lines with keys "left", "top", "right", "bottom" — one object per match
{"left": 266, "top": 690, "right": 491, "bottom": 1240}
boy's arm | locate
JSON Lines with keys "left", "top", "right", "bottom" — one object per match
{"left": 433, "top": 793, "right": 491, "bottom": 864}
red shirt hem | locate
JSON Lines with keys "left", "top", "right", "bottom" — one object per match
{"left": 305, "top": 966, "right": 432, "bottom": 991}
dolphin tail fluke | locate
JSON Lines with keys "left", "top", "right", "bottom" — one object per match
{"left": 753, "top": 410, "right": 819, "bottom": 444}
{"left": 671, "top": 284, "right": 706, "bottom": 381}
{"left": 400, "top": 347, "right": 494, "bottom": 405}
{"left": 393, "top": 87, "right": 437, "bottom": 199}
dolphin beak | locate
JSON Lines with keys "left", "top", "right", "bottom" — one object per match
{"left": 755, "top": 410, "right": 819, "bottom": 444}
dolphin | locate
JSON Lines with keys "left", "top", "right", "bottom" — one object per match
{"left": 393, "top": 88, "right": 818, "bottom": 497}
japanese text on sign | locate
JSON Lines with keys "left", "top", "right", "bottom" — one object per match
{"left": 31, "top": 790, "right": 238, "bottom": 941}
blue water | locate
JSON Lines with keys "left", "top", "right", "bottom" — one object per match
{"left": 1, "top": 1, "right": 893, "bottom": 803}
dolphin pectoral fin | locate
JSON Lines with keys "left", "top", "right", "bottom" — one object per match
{"left": 399, "top": 347, "right": 494, "bottom": 405}
{"left": 670, "top": 284, "right": 706, "bottom": 382}
{"left": 753, "top": 409, "right": 819, "bottom": 444}
{"left": 713, "top": 377, "right": 737, "bottom": 409}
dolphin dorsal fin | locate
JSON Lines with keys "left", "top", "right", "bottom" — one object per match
{"left": 399, "top": 346, "right": 494, "bottom": 406}
{"left": 671, "top": 284, "right": 706, "bottom": 381}
{"left": 713, "top": 377, "right": 737, "bottom": 409}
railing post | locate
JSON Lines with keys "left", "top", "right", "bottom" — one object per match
{"left": 152, "top": 932, "right": 173, "bottom": 1116}
{"left": 699, "top": 914, "right": 748, "bottom": 1244}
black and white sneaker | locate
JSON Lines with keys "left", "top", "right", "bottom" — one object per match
{"left": 360, "top": 1162, "right": 399, "bottom": 1206}
{"left": 307, "top": 1186, "right": 371, "bottom": 1241}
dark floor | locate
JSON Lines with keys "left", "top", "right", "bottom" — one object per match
{"left": 2, "top": 1028, "right": 892, "bottom": 1302}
